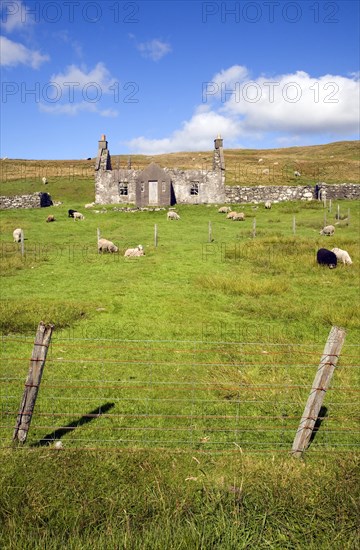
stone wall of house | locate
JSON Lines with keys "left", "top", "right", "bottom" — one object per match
{"left": 224, "top": 183, "right": 360, "bottom": 204}
{"left": 0, "top": 192, "right": 53, "bottom": 209}
{"left": 166, "top": 168, "right": 226, "bottom": 204}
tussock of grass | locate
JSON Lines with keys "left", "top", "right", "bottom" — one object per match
{"left": 0, "top": 299, "right": 90, "bottom": 333}
{"left": 198, "top": 274, "right": 289, "bottom": 296}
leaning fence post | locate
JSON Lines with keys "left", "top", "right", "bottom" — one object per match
{"left": 13, "top": 322, "right": 54, "bottom": 444}
{"left": 291, "top": 325, "right": 346, "bottom": 458}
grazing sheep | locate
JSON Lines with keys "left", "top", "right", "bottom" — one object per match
{"left": 167, "top": 211, "right": 180, "bottom": 220}
{"left": 317, "top": 248, "right": 337, "bottom": 269}
{"left": 13, "top": 228, "right": 22, "bottom": 242}
{"left": 218, "top": 206, "right": 231, "bottom": 213}
{"left": 320, "top": 225, "right": 335, "bottom": 236}
{"left": 232, "top": 212, "right": 245, "bottom": 221}
{"left": 264, "top": 200, "right": 272, "bottom": 209}
{"left": 46, "top": 215, "right": 55, "bottom": 222}
{"left": 124, "top": 245, "right": 145, "bottom": 257}
{"left": 262, "top": 168, "right": 269, "bottom": 175}
{"left": 68, "top": 209, "right": 78, "bottom": 218}
{"left": 258, "top": 158, "right": 263, "bottom": 163}
{"left": 294, "top": 171, "right": 301, "bottom": 177}
{"left": 331, "top": 247, "right": 352, "bottom": 265}
{"left": 85, "top": 202, "right": 95, "bottom": 209}
{"left": 42, "top": 177, "right": 48, "bottom": 184}
{"left": 73, "top": 212, "right": 85, "bottom": 220}
{"left": 226, "top": 211, "right": 238, "bottom": 219}
{"left": 98, "top": 238, "right": 118, "bottom": 254}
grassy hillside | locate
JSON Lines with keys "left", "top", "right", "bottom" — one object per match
{"left": 1, "top": 140, "right": 359, "bottom": 193}
{"left": 0, "top": 171, "right": 359, "bottom": 547}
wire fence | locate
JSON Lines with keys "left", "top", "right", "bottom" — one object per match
{"left": 1, "top": 333, "right": 359, "bottom": 453}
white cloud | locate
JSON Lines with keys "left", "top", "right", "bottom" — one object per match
{"left": 127, "top": 107, "right": 241, "bottom": 154}
{"left": 1, "top": 0, "right": 34, "bottom": 33}
{"left": 0, "top": 35, "right": 49, "bottom": 68}
{"left": 39, "top": 62, "right": 119, "bottom": 117}
{"left": 38, "top": 102, "right": 119, "bottom": 117}
{"left": 137, "top": 39, "right": 172, "bottom": 61}
{"left": 50, "top": 62, "right": 116, "bottom": 92}
{"left": 126, "top": 66, "right": 360, "bottom": 153}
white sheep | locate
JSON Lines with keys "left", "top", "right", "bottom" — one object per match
{"left": 294, "top": 171, "right": 301, "bottom": 177}
{"left": 13, "top": 228, "right": 22, "bottom": 242}
{"left": 232, "top": 212, "right": 245, "bottom": 221}
{"left": 262, "top": 168, "right": 269, "bottom": 175}
{"left": 98, "top": 238, "right": 118, "bottom": 253}
{"left": 73, "top": 212, "right": 85, "bottom": 220}
{"left": 218, "top": 206, "right": 231, "bottom": 213}
{"left": 42, "top": 177, "right": 48, "bottom": 184}
{"left": 331, "top": 247, "right": 352, "bottom": 265}
{"left": 85, "top": 202, "right": 95, "bottom": 209}
{"left": 320, "top": 225, "right": 335, "bottom": 236}
{"left": 264, "top": 200, "right": 272, "bottom": 209}
{"left": 258, "top": 158, "right": 263, "bottom": 163}
{"left": 167, "top": 211, "right": 180, "bottom": 220}
{"left": 226, "top": 211, "right": 238, "bottom": 219}
{"left": 124, "top": 245, "right": 145, "bottom": 257}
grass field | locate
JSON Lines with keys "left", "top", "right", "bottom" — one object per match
{"left": 0, "top": 164, "right": 359, "bottom": 547}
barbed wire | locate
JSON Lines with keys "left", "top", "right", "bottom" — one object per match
{"left": 1, "top": 336, "right": 359, "bottom": 452}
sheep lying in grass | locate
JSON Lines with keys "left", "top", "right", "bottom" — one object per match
{"left": 85, "top": 202, "right": 95, "bottom": 209}
{"left": 226, "top": 211, "right": 238, "bottom": 219}
{"left": 73, "top": 212, "right": 85, "bottom": 221}
{"left": 232, "top": 212, "right": 245, "bottom": 221}
{"left": 46, "top": 215, "right": 55, "bottom": 222}
{"left": 331, "top": 247, "right": 352, "bottom": 265}
{"left": 320, "top": 224, "right": 335, "bottom": 236}
{"left": 98, "top": 238, "right": 118, "bottom": 254}
{"left": 167, "top": 211, "right": 180, "bottom": 220}
{"left": 218, "top": 206, "right": 231, "bottom": 213}
{"left": 264, "top": 200, "right": 272, "bottom": 209}
{"left": 124, "top": 245, "right": 145, "bottom": 257}
{"left": 317, "top": 248, "right": 337, "bottom": 269}
{"left": 13, "top": 228, "right": 22, "bottom": 242}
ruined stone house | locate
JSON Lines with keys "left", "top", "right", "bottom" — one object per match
{"left": 95, "top": 134, "right": 226, "bottom": 206}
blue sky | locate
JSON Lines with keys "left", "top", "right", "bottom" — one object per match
{"left": 1, "top": 0, "right": 359, "bottom": 159}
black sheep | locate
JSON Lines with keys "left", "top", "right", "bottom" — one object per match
{"left": 317, "top": 248, "right": 337, "bottom": 269}
{"left": 68, "top": 209, "right": 78, "bottom": 218}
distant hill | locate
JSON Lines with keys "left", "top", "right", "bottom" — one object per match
{"left": 1, "top": 141, "right": 359, "bottom": 190}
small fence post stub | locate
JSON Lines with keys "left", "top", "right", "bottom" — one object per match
{"left": 13, "top": 322, "right": 54, "bottom": 444}
{"left": 97, "top": 228, "right": 101, "bottom": 252}
{"left": 291, "top": 326, "right": 346, "bottom": 458}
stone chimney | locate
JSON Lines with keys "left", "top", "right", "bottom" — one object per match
{"left": 213, "top": 134, "right": 225, "bottom": 171}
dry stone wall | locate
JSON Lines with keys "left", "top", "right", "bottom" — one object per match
{"left": 225, "top": 183, "right": 360, "bottom": 204}
{"left": 0, "top": 192, "right": 53, "bottom": 209}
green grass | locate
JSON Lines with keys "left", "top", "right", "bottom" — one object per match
{"left": 0, "top": 181, "right": 359, "bottom": 547}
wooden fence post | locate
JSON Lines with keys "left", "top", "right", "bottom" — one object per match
{"left": 252, "top": 218, "right": 256, "bottom": 238}
{"left": 96, "top": 228, "right": 101, "bottom": 254}
{"left": 20, "top": 229, "right": 24, "bottom": 258}
{"left": 13, "top": 322, "right": 54, "bottom": 444}
{"left": 292, "top": 215, "right": 296, "bottom": 235}
{"left": 208, "top": 221, "right": 212, "bottom": 243}
{"left": 154, "top": 224, "right": 158, "bottom": 247}
{"left": 291, "top": 325, "right": 346, "bottom": 457}
{"left": 328, "top": 199, "right": 332, "bottom": 213}
{"left": 337, "top": 204, "right": 340, "bottom": 220}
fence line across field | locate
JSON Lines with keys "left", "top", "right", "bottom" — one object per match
{"left": 1, "top": 326, "right": 358, "bottom": 453}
